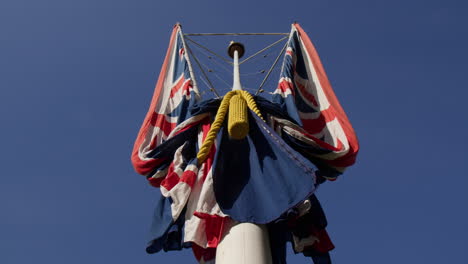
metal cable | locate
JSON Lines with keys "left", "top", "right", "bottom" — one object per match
{"left": 239, "top": 36, "right": 288, "bottom": 65}
{"left": 185, "top": 33, "right": 288, "bottom": 36}
{"left": 188, "top": 48, "right": 232, "bottom": 91}
{"left": 184, "top": 36, "right": 232, "bottom": 65}
{"left": 210, "top": 70, "right": 232, "bottom": 89}
{"left": 185, "top": 42, "right": 221, "bottom": 98}
{"left": 255, "top": 40, "right": 289, "bottom": 95}
{"left": 191, "top": 45, "right": 232, "bottom": 75}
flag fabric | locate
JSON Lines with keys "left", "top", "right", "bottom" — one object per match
{"left": 131, "top": 23, "right": 359, "bottom": 264}
{"left": 130, "top": 25, "right": 227, "bottom": 260}
{"left": 131, "top": 24, "right": 200, "bottom": 179}
{"left": 212, "top": 113, "right": 317, "bottom": 224}
{"left": 272, "top": 23, "right": 359, "bottom": 177}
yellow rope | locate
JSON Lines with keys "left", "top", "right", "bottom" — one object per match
{"left": 238, "top": 90, "right": 264, "bottom": 121}
{"left": 196, "top": 90, "right": 264, "bottom": 165}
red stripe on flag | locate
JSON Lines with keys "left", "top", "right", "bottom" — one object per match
{"left": 192, "top": 244, "right": 216, "bottom": 262}
{"left": 295, "top": 79, "right": 318, "bottom": 107}
{"left": 150, "top": 113, "right": 177, "bottom": 137}
{"left": 277, "top": 79, "right": 295, "bottom": 96}
{"left": 160, "top": 163, "right": 179, "bottom": 191}
{"left": 148, "top": 175, "right": 165, "bottom": 188}
{"left": 200, "top": 118, "right": 216, "bottom": 182}
{"left": 131, "top": 25, "right": 180, "bottom": 175}
{"left": 169, "top": 76, "right": 186, "bottom": 98}
{"left": 193, "top": 212, "right": 229, "bottom": 248}
{"left": 132, "top": 157, "right": 167, "bottom": 177}
{"left": 180, "top": 170, "right": 197, "bottom": 188}
{"left": 296, "top": 129, "right": 341, "bottom": 152}
{"left": 294, "top": 23, "right": 359, "bottom": 164}
{"left": 300, "top": 108, "right": 336, "bottom": 135}
{"left": 174, "top": 117, "right": 207, "bottom": 136}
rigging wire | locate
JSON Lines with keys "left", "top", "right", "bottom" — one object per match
{"left": 185, "top": 42, "right": 221, "bottom": 98}
{"left": 189, "top": 47, "right": 233, "bottom": 90}
{"left": 185, "top": 33, "right": 291, "bottom": 96}
{"left": 238, "top": 46, "right": 281, "bottom": 85}
{"left": 187, "top": 34, "right": 285, "bottom": 74}
{"left": 255, "top": 40, "right": 289, "bottom": 95}
{"left": 185, "top": 36, "right": 232, "bottom": 65}
{"left": 185, "top": 33, "right": 289, "bottom": 36}
{"left": 240, "top": 46, "right": 282, "bottom": 78}
{"left": 197, "top": 75, "right": 213, "bottom": 96}
{"left": 179, "top": 30, "right": 201, "bottom": 97}
{"left": 189, "top": 50, "right": 232, "bottom": 91}
{"left": 210, "top": 69, "right": 232, "bottom": 90}
{"left": 240, "top": 70, "right": 265, "bottom": 76}
{"left": 192, "top": 45, "right": 233, "bottom": 75}
{"left": 239, "top": 36, "right": 288, "bottom": 65}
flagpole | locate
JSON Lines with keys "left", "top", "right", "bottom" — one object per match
{"left": 215, "top": 42, "right": 272, "bottom": 264}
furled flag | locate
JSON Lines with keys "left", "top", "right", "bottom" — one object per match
{"left": 131, "top": 24, "right": 200, "bottom": 180}
{"left": 131, "top": 24, "right": 230, "bottom": 262}
{"left": 131, "top": 23, "right": 359, "bottom": 264}
{"left": 272, "top": 23, "right": 359, "bottom": 178}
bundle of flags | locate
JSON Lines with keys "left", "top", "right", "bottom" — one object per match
{"left": 131, "top": 23, "right": 359, "bottom": 264}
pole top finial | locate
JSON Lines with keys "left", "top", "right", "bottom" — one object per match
{"left": 228, "top": 41, "right": 245, "bottom": 59}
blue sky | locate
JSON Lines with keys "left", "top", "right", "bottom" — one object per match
{"left": 1, "top": 0, "right": 467, "bottom": 263}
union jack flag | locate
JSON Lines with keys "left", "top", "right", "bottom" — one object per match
{"left": 272, "top": 23, "right": 359, "bottom": 176}
{"left": 131, "top": 25, "right": 227, "bottom": 263}
{"left": 131, "top": 24, "right": 200, "bottom": 179}
{"left": 131, "top": 23, "right": 359, "bottom": 264}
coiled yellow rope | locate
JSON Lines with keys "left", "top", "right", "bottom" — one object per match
{"left": 197, "top": 90, "right": 264, "bottom": 165}
{"left": 228, "top": 94, "right": 249, "bottom": 140}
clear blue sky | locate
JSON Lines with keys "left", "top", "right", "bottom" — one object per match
{"left": 1, "top": 0, "right": 467, "bottom": 263}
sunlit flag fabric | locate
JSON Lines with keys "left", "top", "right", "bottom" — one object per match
{"left": 272, "top": 24, "right": 359, "bottom": 178}
{"left": 131, "top": 24, "right": 200, "bottom": 179}
{"left": 131, "top": 23, "right": 359, "bottom": 264}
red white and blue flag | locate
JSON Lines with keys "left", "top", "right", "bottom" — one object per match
{"left": 131, "top": 24, "right": 200, "bottom": 179}
{"left": 131, "top": 23, "right": 359, "bottom": 264}
{"left": 131, "top": 24, "right": 228, "bottom": 262}
{"left": 272, "top": 23, "right": 359, "bottom": 176}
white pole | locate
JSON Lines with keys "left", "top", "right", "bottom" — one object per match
{"left": 215, "top": 221, "right": 272, "bottom": 264}
{"left": 232, "top": 49, "right": 242, "bottom": 91}
{"left": 215, "top": 42, "right": 272, "bottom": 264}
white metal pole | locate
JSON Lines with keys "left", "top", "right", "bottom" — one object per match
{"left": 232, "top": 50, "right": 242, "bottom": 91}
{"left": 215, "top": 221, "right": 272, "bottom": 264}
{"left": 215, "top": 42, "right": 272, "bottom": 264}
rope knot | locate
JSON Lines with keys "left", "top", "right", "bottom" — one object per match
{"left": 228, "top": 94, "right": 249, "bottom": 140}
{"left": 196, "top": 90, "right": 264, "bottom": 165}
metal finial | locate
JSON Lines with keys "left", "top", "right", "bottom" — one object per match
{"left": 228, "top": 41, "right": 245, "bottom": 59}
